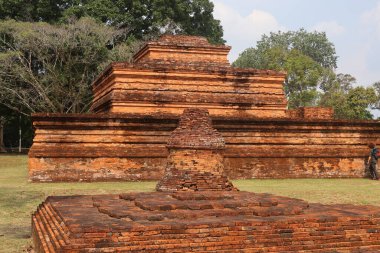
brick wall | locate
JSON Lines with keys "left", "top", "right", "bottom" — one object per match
{"left": 287, "top": 107, "right": 334, "bottom": 120}
{"left": 28, "top": 113, "right": 380, "bottom": 181}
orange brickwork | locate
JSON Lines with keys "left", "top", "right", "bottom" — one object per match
{"left": 133, "top": 35, "right": 231, "bottom": 65}
{"left": 287, "top": 107, "right": 334, "bottom": 119}
{"left": 32, "top": 191, "right": 380, "bottom": 252}
{"left": 28, "top": 35, "right": 380, "bottom": 181}
{"left": 156, "top": 108, "right": 236, "bottom": 191}
{"left": 29, "top": 113, "right": 380, "bottom": 181}
{"left": 90, "top": 35, "right": 287, "bottom": 118}
{"left": 32, "top": 109, "right": 380, "bottom": 252}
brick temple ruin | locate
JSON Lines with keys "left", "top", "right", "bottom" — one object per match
{"left": 32, "top": 108, "right": 380, "bottom": 252}
{"left": 28, "top": 35, "right": 380, "bottom": 181}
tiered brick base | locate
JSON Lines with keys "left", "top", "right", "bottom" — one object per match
{"left": 32, "top": 191, "right": 380, "bottom": 252}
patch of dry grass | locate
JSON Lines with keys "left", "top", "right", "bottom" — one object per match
{"left": 0, "top": 155, "right": 155, "bottom": 252}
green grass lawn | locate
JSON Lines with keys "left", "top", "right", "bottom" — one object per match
{"left": 1, "top": 155, "right": 380, "bottom": 252}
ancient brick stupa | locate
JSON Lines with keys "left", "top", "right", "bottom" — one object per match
{"left": 33, "top": 109, "right": 380, "bottom": 252}
{"left": 156, "top": 108, "right": 236, "bottom": 192}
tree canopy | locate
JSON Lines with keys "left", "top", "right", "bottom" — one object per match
{"left": 319, "top": 74, "right": 377, "bottom": 120}
{"left": 0, "top": 17, "right": 131, "bottom": 116}
{"left": 233, "top": 29, "right": 337, "bottom": 108}
{"left": 233, "top": 29, "right": 379, "bottom": 119}
{"left": 0, "top": 0, "right": 224, "bottom": 44}
{"left": 0, "top": 0, "right": 224, "bottom": 148}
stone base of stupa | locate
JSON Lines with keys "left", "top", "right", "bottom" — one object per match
{"left": 32, "top": 191, "right": 380, "bottom": 252}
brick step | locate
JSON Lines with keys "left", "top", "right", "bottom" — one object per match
{"left": 48, "top": 230, "right": 380, "bottom": 251}
{"left": 58, "top": 238, "right": 380, "bottom": 253}
{"left": 40, "top": 203, "right": 70, "bottom": 245}
{"left": 33, "top": 212, "right": 56, "bottom": 253}
{"left": 44, "top": 203, "right": 70, "bottom": 239}
{"left": 34, "top": 203, "right": 71, "bottom": 252}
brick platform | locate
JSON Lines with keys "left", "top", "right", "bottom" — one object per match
{"left": 32, "top": 191, "right": 380, "bottom": 252}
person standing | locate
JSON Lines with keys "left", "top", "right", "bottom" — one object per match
{"left": 367, "top": 143, "right": 379, "bottom": 180}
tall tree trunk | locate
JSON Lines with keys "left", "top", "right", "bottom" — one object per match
{"left": 0, "top": 122, "right": 6, "bottom": 152}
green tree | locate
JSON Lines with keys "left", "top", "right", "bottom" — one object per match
{"left": 320, "top": 74, "right": 377, "bottom": 120}
{"left": 0, "top": 0, "right": 64, "bottom": 22}
{"left": 0, "top": 0, "right": 224, "bottom": 44}
{"left": 372, "top": 81, "right": 380, "bottom": 110}
{"left": 0, "top": 18, "right": 131, "bottom": 116}
{"left": 234, "top": 29, "right": 337, "bottom": 69}
{"left": 284, "top": 50, "right": 323, "bottom": 108}
{"left": 233, "top": 29, "right": 337, "bottom": 108}
{"left": 345, "top": 87, "right": 377, "bottom": 119}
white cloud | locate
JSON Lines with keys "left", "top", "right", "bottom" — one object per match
{"left": 213, "top": 1, "right": 286, "bottom": 62}
{"left": 312, "top": 21, "right": 345, "bottom": 37}
{"left": 362, "top": 1, "right": 380, "bottom": 40}
{"left": 337, "top": 43, "right": 372, "bottom": 85}
{"left": 345, "top": 1, "right": 380, "bottom": 87}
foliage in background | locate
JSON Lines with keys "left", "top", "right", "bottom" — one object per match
{"left": 372, "top": 82, "right": 380, "bottom": 116}
{"left": 235, "top": 28, "right": 337, "bottom": 69}
{"left": 0, "top": 0, "right": 224, "bottom": 44}
{"left": 320, "top": 74, "right": 378, "bottom": 120}
{"left": 233, "top": 29, "right": 337, "bottom": 108}
{"left": 0, "top": 18, "right": 134, "bottom": 116}
{"left": 233, "top": 29, "right": 379, "bottom": 119}
{"left": 0, "top": 0, "right": 225, "bottom": 148}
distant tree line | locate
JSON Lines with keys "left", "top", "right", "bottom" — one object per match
{"left": 233, "top": 29, "right": 380, "bottom": 120}
{"left": 0, "top": 0, "right": 224, "bottom": 44}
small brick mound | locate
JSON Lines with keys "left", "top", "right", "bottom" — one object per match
{"left": 166, "top": 108, "right": 224, "bottom": 150}
{"left": 32, "top": 191, "right": 380, "bottom": 252}
{"left": 156, "top": 108, "right": 236, "bottom": 192}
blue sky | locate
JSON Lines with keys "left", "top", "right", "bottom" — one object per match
{"left": 211, "top": 0, "right": 380, "bottom": 87}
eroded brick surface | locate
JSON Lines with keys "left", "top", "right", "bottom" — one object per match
{"left": 166, "top": 108, "right": 224, "bottom": 150}
{"left": 90, "top": 35, "right": 288, "bottom": 118}
{"left": 287, "top": 107, "right": 334, "bottom": 120}
{"left": 28, "top": 114, "right": 380, "bottom": 181}
{"left": 133, "top": 35, "right": 231, "bottom": 66}
{"left": 28, "top": 35, "right": 380, "bottom": 181}
{"left": 32, "top": 192, "right": 380, "bottom": 252}
{"left": 31, "top": 101, "right": 380, "bottom": 252}
{"left": 156, "top": 109, "right": 235, "bottom": 192}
